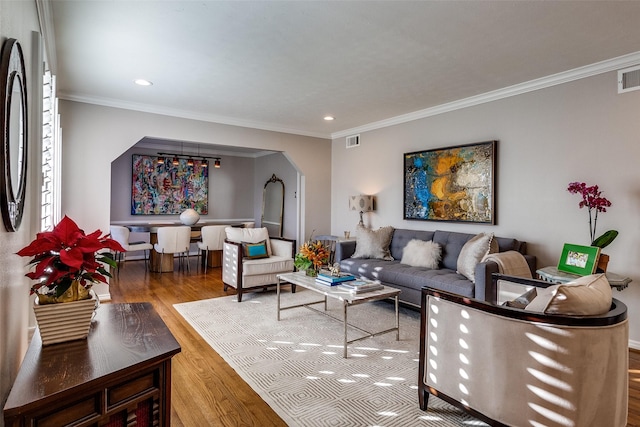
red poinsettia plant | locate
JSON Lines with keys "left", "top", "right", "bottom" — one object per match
{"left": 567, "top": 182, "right": 618, "bottom": 249}
{"left": 17, "top": 216, "right": 125, "bottom": 304}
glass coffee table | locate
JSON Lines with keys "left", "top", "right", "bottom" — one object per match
{"left": 276, "top": 271, "right": 400, "bottom": 358}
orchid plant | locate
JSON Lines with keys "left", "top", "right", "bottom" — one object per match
{"left": 17, "top": 216, "right": 125, "bottom": 304}
{"left": 567, "top": 182, "right": 618, "bottom": 249}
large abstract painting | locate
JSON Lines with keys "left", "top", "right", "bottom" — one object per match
{"left": 404, "top": 141, "right": 496, "bottom": 223}
{"left": 131, "top": 154, "right": 208, "bottom": 215}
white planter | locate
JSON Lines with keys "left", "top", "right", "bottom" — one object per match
{"left": 33, "top": 294, "right": 98, "bottom": 346}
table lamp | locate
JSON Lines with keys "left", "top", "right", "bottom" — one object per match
{"left": 349, "top": 195, "right": 375, "bottom": 226}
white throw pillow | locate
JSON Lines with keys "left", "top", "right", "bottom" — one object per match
{"left": 456, "top": 232, "right": 498, "bottom": 282}
{"left": 225, "top": 227, "right": 272, "bottom": 255}
{"left": 525, "top": 274, "right": 612, "bottom": 315}
{"left": 351, "top": 225, "right": 394, "bottom": 260}
{"left": 401, "top": 239, "right": 441, "bottom": 269}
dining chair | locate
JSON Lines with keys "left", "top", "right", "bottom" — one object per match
{"left": 153, "top": 226, "right": 192, "bottom": 273}
{"left": 197, "top": 225, "right": 227, "bottom": 272}
{"left": 313, "top": 234, "right": 340, "bottom": 266}
{"left": 109, "top": 225, "right": 154, "bottom": 272}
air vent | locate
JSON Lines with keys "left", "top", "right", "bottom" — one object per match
{"left": 346, "top": 134, "right": 360, "bottom": 149}
{"left": 618, "top": 65, "right": 640, "bottom": 93}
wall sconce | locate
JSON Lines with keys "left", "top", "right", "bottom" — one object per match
{"left": 214, "top": 158, "right": 221, "bottom": 168}
{"left": 349, "top": 194, "right": 375, "bottom": 226}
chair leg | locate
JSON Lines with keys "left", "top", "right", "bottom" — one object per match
{"left": 204, "top": 249, "right": 209, "bottom": 273}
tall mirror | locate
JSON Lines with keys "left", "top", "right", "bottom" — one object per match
{"left": 261, "top": 174, "right": 284, "bottom": 237}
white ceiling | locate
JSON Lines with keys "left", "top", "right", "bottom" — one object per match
{"left": 48, "top": 1, "right": 640, "bottom": 139}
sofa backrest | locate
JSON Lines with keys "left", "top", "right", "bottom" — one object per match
{"left": 390, "top": 229, "right": 435, "bottom": 261}
{"left": 390, "top": 228, "right": 526, "bottom": 270}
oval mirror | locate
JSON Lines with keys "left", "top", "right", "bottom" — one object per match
{"left": 261, "top": 174, "right": 284, "bottom": 237}
{"left": 0, "top": 39, "right": 28, "bottom": 232}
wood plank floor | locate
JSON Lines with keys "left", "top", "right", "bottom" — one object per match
{"left": 109, "top": 259, "right": 640, "bottom": 426}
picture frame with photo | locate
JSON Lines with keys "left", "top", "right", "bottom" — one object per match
{"left": 557, "top": 243, "right": 601, "bottom": 276}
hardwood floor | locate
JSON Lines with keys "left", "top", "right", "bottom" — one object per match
{"left": 109, "top": 259, "right": 640, "bottom": 426}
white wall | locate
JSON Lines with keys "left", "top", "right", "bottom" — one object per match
{"left": 332, "top": 70, "right": 640, "bottom": 345}
{"left": 110, "top": 146, "right": 257, "bottom": 223}
{"left": 254, "top": 152, "right": 300, "bottom": 241}
{"left": 59, "top": 101, "right": 331, "bottom": 273}
{"left": 0, "top": 1, "right": 42, "bottom": 416}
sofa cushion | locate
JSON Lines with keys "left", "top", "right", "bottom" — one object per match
{"left": 525, "top": 274, "right": 612, "bottom": 315}
{"left": 400, "top": 239, "right": 441, "bottom": 269}
{"left": 389, "top": 229, "right": 435, "bottom": 261}
{"left": 338, "top": 258, "right": 475, "bottom": 298}
{"left": 242, "top": 255, "right": 294, "bottom": 276}
{"left": 456, "top": 232, "right": 498, "bottom": 282}
{"left": 352, "top": 225, "right": 394, "bottom": 260}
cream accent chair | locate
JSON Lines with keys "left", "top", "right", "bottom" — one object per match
{"left": 197, "top": 225, "right": 227, "bottom": 272}
{"left": 419, "top": 274, "right": 628, "bottom": 427}
{"left": 153, "top": 226, "right": 192, "bottom": 273}
{"left": 109, "top": 225, "right": 154, "bottom": 271}
{"left": 222, "top": 227, "right": 295, "bottom": 302}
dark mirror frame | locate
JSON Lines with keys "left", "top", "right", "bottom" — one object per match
{"left": 0, "top": 38, "right": 28, "bottom": 232}
{"left": 261, "top": 174, "right": 284, "bottom": 237}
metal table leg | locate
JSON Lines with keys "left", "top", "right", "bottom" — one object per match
{"left": 343, "top": 301, "right": 348, "bottom": 358}
{"left": 277, "top": 276, "right": 281, "bottom": 321}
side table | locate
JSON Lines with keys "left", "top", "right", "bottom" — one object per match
{"left": 536, "top": 266, "right": 632, "bottom": 291}
{"left": 3, "top": 302, "right": 181, "bottom": 427}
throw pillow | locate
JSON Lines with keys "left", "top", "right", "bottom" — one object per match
{"left": 242, "top": 240, "right": 269, "bottom": 259}
{"left": 351, "top": 225, "right": 394, "bottom": 260}
{"left": 525, "top": 274, "right": 612, "bottom": 315}
{"left": 225, "top": 227, "right": 272, "bottom": 255}
{"left": 456, "top": 232, "right": 498, "bottom": 283}
{"left": 400, "top": 239, "right": 441, "bottom": 269}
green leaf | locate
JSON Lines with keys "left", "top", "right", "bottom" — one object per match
{"left": 591, "top": 230, "right": 618, "bottom": 249}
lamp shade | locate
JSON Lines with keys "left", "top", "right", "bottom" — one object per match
{"left": 349, "top": 195, "right": 374, "bottom": 212}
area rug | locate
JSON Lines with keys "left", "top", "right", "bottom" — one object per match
{"left": 174, "top": 289, "right": 487, "bottom": 427}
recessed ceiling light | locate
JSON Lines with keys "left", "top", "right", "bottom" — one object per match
{"left": 324, "top": 116, "right": 335, "bottom": 121}
{"left": 134, "top": 79, "right": 153, "bottom": 86}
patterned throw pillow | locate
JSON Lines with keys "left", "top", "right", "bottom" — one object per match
{"left": 242, "top": 240, "right": 269, "bottom": 259}
{"left": 352, "top": 225, "right": 395, "bottom": 260}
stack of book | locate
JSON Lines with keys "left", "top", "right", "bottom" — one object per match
{"left": 315, "top": 271, "right": 355, "bottom": 286}
{"left": 338, "top": 280, "right": 384, "bottom": 294}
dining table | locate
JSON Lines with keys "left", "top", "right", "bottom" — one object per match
{"left": 113, "top": 221, "right": 243, "bottom": 272}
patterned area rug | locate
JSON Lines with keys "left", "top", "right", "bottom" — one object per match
{"left": 174, "top": 288, "right": 487, "bottom": 427}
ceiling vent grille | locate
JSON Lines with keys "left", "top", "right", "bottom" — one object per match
{"left": 346, "top": 134, "right": 360, "bottom": 149}
{"left": 618, "top": 65, "right": 640, "bottom": 93}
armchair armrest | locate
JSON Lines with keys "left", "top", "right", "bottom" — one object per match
{"left": 335, "top": 240, "right": 356, "bottom": 262}
{"left": 269, "top": 237, "right": 296, "bottom": 258}
{"left": 475, "top": 254, "right": 537, "bottom": 304}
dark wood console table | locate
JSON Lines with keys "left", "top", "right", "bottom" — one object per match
{"left": 3, "top": 303, "right": 181, "bottom": 427}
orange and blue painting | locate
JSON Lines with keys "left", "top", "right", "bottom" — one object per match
{"left": 131, "top": 154, "right": 208, "bottom": 215}
{"left": 404, "top": 141, "right": 495, "bottom": 223}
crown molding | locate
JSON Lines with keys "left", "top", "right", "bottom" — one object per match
{"left": 331, "top": 50, "right": 640, "bottom": 139}
{"left": 36, "top": 0, "right": 57, "bottom": 74}
{"left": 57, "top": 92, "right": 332, "bottom": 140}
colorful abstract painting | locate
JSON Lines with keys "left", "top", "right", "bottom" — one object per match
{"left": 404, "top": 141, "right": 496, "bottom": 223}
{"left": 131, "top": 154, "right": 208, "bottom": 215}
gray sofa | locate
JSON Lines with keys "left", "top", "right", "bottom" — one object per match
{"left": 335, "top": 228, "right": 536, "bottom": 307}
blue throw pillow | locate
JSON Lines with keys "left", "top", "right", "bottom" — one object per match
{"left": 242, "top": 240, "right": 269, "bottom": 259}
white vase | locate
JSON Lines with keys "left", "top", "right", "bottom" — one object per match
{"left": 180, "top": 208, "right": 200, "bottom": 225}
{"left": 33, "top": 293, "right": 98, "bottom": 346}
